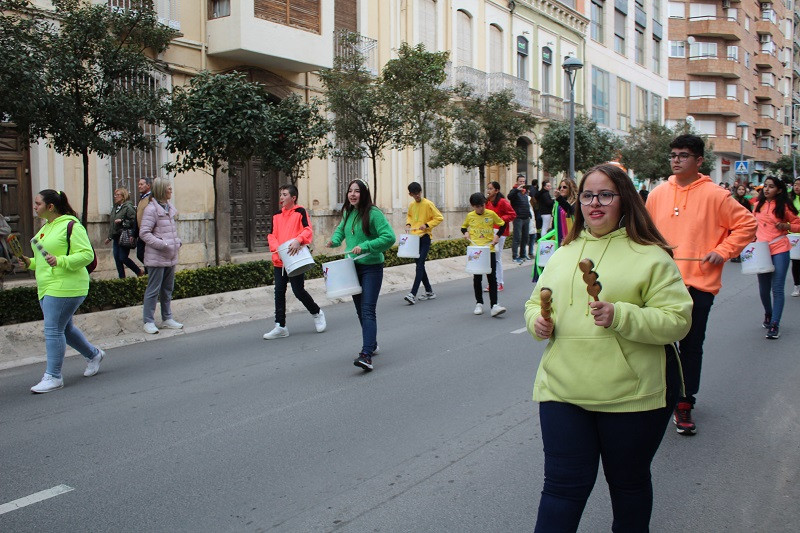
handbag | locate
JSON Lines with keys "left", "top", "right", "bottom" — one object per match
{"left": 119, "top": 227, "right": 138, "bottom": 249}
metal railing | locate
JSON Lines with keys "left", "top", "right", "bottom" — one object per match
{"left": 333, "top": 30, "right": 378, "bottom": 75}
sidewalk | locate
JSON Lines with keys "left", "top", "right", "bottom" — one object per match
{"left": 0, "top": 250, "right": 530, "bottom": 371}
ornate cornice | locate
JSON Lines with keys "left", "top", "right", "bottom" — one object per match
{"left": 515, "top": 0, "right": 589, "bottom": 36}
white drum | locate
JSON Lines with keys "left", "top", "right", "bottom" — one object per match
{"left": 788, "top": 234, "right": 800, "bottom": 260}
{"left": 465, "top": 245, "right": 492, "bottom": 275}
{"left": 322, "top": 256, "right": 362, "bottom": 299}
{"left": 277, "top": 241, "right": 315, "bottom": 277}
{"left": 740, "top": 241, "right": 775, "bottom": 274}
{"left": 397, "top": 233, "right": 421, "bottom": 259}
{"left": 536, "top": 240, "right": 557, "bottom": 268}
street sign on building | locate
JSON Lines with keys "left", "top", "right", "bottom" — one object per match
{"left": 735, "top": 160, "right": 750, "bottom": 175}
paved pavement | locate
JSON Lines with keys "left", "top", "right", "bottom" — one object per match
{"left": 0, "top": 249, "right": 529, "bottom": 371}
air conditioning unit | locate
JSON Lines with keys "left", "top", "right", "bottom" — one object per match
{"left": 722, "top": 0, "right": 731, "bottom": 8}
{"left": 760, "top": 34, "right": 773, "bottom": 43}
{"left": 761, "top": 3, "right": 772, "bottom": 10}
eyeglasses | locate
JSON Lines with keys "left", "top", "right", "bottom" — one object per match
{"left": 667, "top": 152, "right": 695, "bottom": 162}
{"left": 558, "top": 185, "right": 570, "bottom": 190}
{"left": 578, "top": 191, "right": 620, "bottom": 206}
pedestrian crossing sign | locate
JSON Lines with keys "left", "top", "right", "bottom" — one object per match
{"left": 735, "top": 160, "right": 749, "bottom": 175}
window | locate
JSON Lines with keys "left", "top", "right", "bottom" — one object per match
{"left": 651, "top": 94, "right": 662, "bottom": 123}
{"left": 255, "top": 0, "right": 322, "bottom": 34}
{"left": 489, "top": 24, "right": 503, "bottom": 73}
{"left": 517, "top": 36, "right": 529, "bottom": 81}
{"left": 668, "top": 1, "right": 684, "bottom": 18}
{"left": 745, "top": 16, "right": 750, "bottom": 31}
{"left": 652, "top": 38, "right": 661, "bottom": 72}
{"left": 418, "top": 0, "right": 437, "bottom": 51}
{"left": 209, "top": 0, "right": 231, "bottom": 18}
{"left": 669, "top": 40, "right": 685, "bottom": 57}
{"left": 760, "top": 104, "right": 775, "bottom": 118}
{"left": 744, "top": 51, "right": 750, "bottom": 67}
{"left": 614, "top": 9, "right": 626, "bottom": 55}
{"left": 726, "top": 8, "right": 737, "bottom": 21}
{"left": 744, "top": 88, "right": 750, "bottom": 103}
{"left": 726, "top": 84, "right": 737, "bottom": 100}
{"left": 592, "top": 66, "right": 610, "bottom": 125}
{"left": 727, "top": 121, "right": 737, "bottom": 137}
{"left": 689, "top": 3, "right": 716, "bottom": 21}
{"left": 689, "top": 80, "right": 716, "bottom": 99}
{"left": 591, "top": 0, "right": 604, "bottom": 42}
{"left": 457, "top": 9, "right": 472, "bottom": 67}
{"left": 762, "top": 72, "right": 775, "bottom": 87}
{"left": 653, "top": 0, "right": 661, "bottom": 21}
{"left": 418, "top": 148, "right": 444, "bottom": 207}
{"left": 635, "top": 25, "right": 645, "bottom": 65}
{"left": 456, "top": 166, "right": 478, "bottom": 207}
{"left": 618, "top": 78, "right": 631, "bottom": 131}
{"left": 542, "top": 47, "right": 553, "bottom": 94}
{"left": 668, "top": 80, "right": 685, "bottom": 97}
{"left": 694, "top": 119, "right": 716, "bottom": 136}
{"left": 636, "top": 87, "right": 648, "bottom": 124}
{"left": 689, "top": 41, "right": 717, "bottom": 59}
{"left": 727, "top": 45, "right": 738, "bottom": 61}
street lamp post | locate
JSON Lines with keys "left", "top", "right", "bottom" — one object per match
{"left": 563, "top": 56, "right": 583, "bottom": 182}
{"left": 792, "top": 142, "right": 797, "bottom": 180}
{"left": 737, "top": 121, "right": 748, "bottom": 183}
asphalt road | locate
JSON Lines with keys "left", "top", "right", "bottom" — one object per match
{"left": 1, "top": 264, "right": 798, "bottom": 532}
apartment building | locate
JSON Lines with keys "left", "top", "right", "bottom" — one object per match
{"left": 1, "top": 0, "right": 586, "bottom": 271}
{"left": 792, "top": 0, "right": 800, "bottom": 145}
{"left": 582, "top": 0, "right": 668, "bottom": 140}
{"left": 666, "top": 0, "right": 793, "bottom": 184}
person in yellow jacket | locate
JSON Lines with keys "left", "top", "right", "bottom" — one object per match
{"left": 21, "top": 190, "right": 105, "bottom": 393}
{"left": 403, "top": 182, "right": 444, "bottom": 305}
{"left": 525, "top": 164, "right": 692, "bottom": 532}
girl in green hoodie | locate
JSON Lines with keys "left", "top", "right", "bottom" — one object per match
{"left": 21, "top": 190, "right": 105, "bottom": 393}
{"left": 525, "top": 164, "right": 692, "bottom": 532}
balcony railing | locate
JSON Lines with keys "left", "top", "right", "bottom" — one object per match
{"left": 334, "top": 30, "right": 378, "bottom": 75}
{"left": 541, "top": 94, "right": 565, "bottom": 119}
{"left": 487, "top": 72, "right": 532, "bottom": 108}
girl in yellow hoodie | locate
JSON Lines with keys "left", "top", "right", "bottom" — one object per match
{"left": 525, "top": 164, "right": 692, "bottom": 532}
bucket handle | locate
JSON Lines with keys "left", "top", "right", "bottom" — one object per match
{"left": 345, "top": 251, "right": 370, "bottom": 261}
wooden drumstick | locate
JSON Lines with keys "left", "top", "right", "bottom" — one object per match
{"left": 578, "top": 258, "right": 602, "bottom": 302}
{"left": 540, "top": 287, "right": 552, "bottom": 320}
{"left": 7, "top": 235, "right": 24, "bottom": 259}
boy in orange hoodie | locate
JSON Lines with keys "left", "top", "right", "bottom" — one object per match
{"left": 646, "top": 135, "right": 756, "bottom": 436}
{"left": 263, "top": 184, "right": 326, "bottom": 340}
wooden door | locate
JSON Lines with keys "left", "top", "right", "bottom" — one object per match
{"left": 0, "top": 126, "right": 32, "bottom": 255}
{"left": 228, "top": 158, "right": 278, "bottom": 253}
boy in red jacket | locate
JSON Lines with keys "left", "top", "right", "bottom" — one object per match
{"left": 264, "top": 185, "right": 326, "bottom": 339}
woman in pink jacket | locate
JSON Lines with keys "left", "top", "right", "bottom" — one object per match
{"left": 140, "top": 178, "right": 183, "bottom": 335}
{"left": 753, "top": 176, "right": 800, "bottom": 339}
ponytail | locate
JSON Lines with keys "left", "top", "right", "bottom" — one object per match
{"left": 39, "top": 189, "right": 78, "bottom": 217}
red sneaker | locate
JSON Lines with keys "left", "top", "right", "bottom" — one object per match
{"left": 673, "top": 401, "right": 696, "bottom": 435}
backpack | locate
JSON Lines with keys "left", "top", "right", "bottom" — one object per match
{"left": 66, "top": 220, "right": 98, "bottom": 273}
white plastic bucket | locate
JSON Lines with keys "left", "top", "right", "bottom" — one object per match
{"left": 466, "top": 245, "right": 491, "bottom": 275}
{"left": 397, "top": 233, "right": 421, "bottom": 259}
{"left": 322, "top": 255, "right": 364, "bottom": 299}
{"left": 740, "top": 241, "right": 775, "bottom": 274}
{"left": 536, "top": 240, "right": 557, "bottom": 267}
{"left": 277, "top": 241, "right": 315, "bottom": 277}
{"left": 789, "top": 234, "right": 800, "bottom": 260}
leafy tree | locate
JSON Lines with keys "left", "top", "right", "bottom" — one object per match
{"left": 619, "top": 121, "right": 674, "bottom": 182}
{"left": 260, "top": 94, "right": 329, "bottom": 184}
{"left": 320, "top": 31, "right": 404, "bottom": 201}
{"left": 22, "top": 0, "right": 178, "bottom": 226}
{"left": 669, "top": 120, "right": 717, "bottom": 176}
{"left": 768, "top": 154, "right": 795, "bottom": 182}
{"left": 382, "top": 42, "right": 451, "bottom": 196}
{"left": 539, "top": 114, "right": 621, "bottom": 177}
{"left": 163, "top": 71, "right": 271, "bottom": 265}
{"left": 430, "top": 88, "right": 536, "bottom": 191}
{"left": 0, "top": 0, "right": 48, "bottom": 132}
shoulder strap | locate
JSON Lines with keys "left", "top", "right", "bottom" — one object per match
{"left": 66, "top": 220, "right": 75, "bottom": 255}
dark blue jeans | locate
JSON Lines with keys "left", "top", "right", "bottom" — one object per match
{"left": 273, "top": 267, "right": 320, "bottom": 327}
{"left": 534, "top": 352, "right": 679, "bottom": 533}
{"left": 757, "top": 251, "right": 790, "bottom": 325}
{"left": 352, "top": 262, "right": 383, "bottom": 355}
{"left": 410, "top": 234, "right": 432, "bottom": 296}
{"left": 679, "top": 287, "right": 715, "bottom": 405}
{"left": 113, "top": 237, "right": 142, "bottom": 278}
{"left": 512, "top": 218, "right": 530, "bottom": 258}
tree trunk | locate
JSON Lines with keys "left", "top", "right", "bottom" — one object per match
{"left": 421, "top": 142, "right": 427, "bottom": 196}
{"left": 81, "top": 148, "right": 90, "bottom": 227}
{"left": 371, "top": 154, "right": 378, "bottom": 203}
{"left": 212, "top": 161, "right": 220, "bottom": 266}
{"left": 479, "top": 164, "right": 486, "bottom": 193}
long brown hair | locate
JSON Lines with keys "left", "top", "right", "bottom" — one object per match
{"left": 341, "top": 179, "right": 374, "bottom": 236}
{"left": 558, "top": 178, "right": 578, "bottom": 205}
{"left": 562, "top": 164, "right": 674, "bottom": 257}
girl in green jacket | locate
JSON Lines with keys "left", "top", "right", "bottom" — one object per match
{"left": 21, "top": 190, "right": 105, "bottom": 393}
{"left": 525, "top": 164, "right": 692, "bottom": 532}
{"left": 327, "top": 179, "right": 395, "bottom": 372}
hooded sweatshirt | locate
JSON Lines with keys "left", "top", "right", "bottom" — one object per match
{"left": 524, "top": 228, "right": 693, "bottom": 413}
{"left": 267, "top": 204, "right": 313, "bottom": 268}
{"left": 646, "top": 174, "right": 756, "bottom": 295}
{"left": 28, "top": 215, "right": 93, "bottom": 299}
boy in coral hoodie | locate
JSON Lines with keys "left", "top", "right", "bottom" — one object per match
{"left": 263, "top": 185, "right": 326, "bottom": 340}
{"left": 646, "top": 135, "right": 756, "bottom": 435}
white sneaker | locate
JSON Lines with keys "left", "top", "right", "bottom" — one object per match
{"left": 491, "top": 304, "right": 507, "bottom": 317}
{"left": 143, "top": 322, "right": 159, "bottom": 334}
{"left": 84, "top": 349, "right": 105, "bottom": 377}
{"left": 792, "top": 285, "right": 800, "bottom": 297}
{"left": 31, "top": 373, "right": 64, "bottom": 393}
{"left": 404, "top": 293, "right": 416, "bottom": 305}
{"left": 313, "top": 310, "right": 327, "bottom": 333}
{"left": 474, "top": 303, "right": 484, "bottom": 315}
{"left": 161, "top": 319, "right": 183, "bottom": 329}
{"left": 263, "top": 323, "right": 289, "bottom": 340}
{"left": 418, "top": 291, "right": 436, "bottom": 300}
{"left": 373, "top": 345, "right": 380, "bottom": 355}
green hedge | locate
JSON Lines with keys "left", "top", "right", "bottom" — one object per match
{"left": 0, "top": 238, "right": 475, "bottom": 326}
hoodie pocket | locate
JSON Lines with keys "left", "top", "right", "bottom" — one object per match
{"left": 541, "top": 336, "right": 639, "bottom": 403}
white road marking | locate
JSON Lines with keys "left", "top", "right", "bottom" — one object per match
{"left": 510, "top": 327, "right": 527, "bottom": 334}
{"left": 0, "top": 485, "right": 74, "bottom": 515}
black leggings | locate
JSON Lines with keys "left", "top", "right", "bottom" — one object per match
{"left": 792, "top": 259, "right": 800, "bottom": 285}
